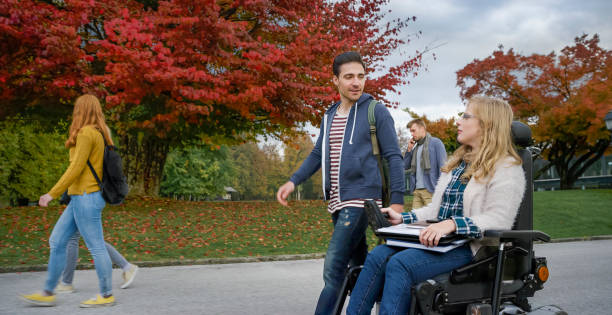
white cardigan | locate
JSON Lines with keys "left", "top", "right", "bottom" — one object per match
{"left": 411, "top": 156, "right": 526, "bottom": 255}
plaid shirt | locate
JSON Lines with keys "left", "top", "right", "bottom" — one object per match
{"left": 401, "top": 161, "right": 481, "bottom": 238}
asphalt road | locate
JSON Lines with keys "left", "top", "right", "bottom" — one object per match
{"left": 1, "top": 239, "right": 611, "bottom": 315}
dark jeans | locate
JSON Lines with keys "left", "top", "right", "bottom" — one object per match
{"left": 315, "top": 207, "right": 369, "bottom": 315}
{"left": 346, "top": 244, "right": 473, "bottom": 315}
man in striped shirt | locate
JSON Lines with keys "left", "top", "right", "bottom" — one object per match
{"left": 277, "top": 52, "right": 405, "bottom": 315}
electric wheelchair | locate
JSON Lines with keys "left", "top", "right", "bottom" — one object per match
{"left": 333, "top": 122, "right": 567, "bottom": 315}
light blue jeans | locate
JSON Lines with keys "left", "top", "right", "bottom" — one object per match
{"left": 346, "top": 244, "right": 473, "bottom": 315}
{"left": 44, "top": 191, "right": 113, "bottom": 296}
{"left": 62, "top": 231, "right": 129, "bottom": 285}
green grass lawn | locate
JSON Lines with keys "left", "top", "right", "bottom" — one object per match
{"left": 1, "top": 190, "right": 610, "bottom": 266}
{"left": 405, "top": 189, "right": 612, "bottom": 239}
{"left": 533, "top": 189, "right": 612, "bottom": 238}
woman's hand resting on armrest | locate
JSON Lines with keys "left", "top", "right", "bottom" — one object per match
{"left": 380, "top": 207, "right": 403, "bottom": 225}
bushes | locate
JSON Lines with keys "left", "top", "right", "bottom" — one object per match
{"left": 0, "top": 119, "right": 68, "bottom": 206}
{"left": 160, "top": 145, "right": 234, "bottom": 200}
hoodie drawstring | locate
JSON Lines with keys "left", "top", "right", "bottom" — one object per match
{"left": 321, "top": 113, "right": 328, "bottom": 199}
{"left": 349, "top": 102, "right": 358, "bottom": 144}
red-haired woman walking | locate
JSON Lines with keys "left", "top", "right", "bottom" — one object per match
{"left": 22, "top": 94, "right": 116, "bottom": 308}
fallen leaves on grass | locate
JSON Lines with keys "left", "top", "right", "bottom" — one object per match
{"left": 0, "top": 198, "right": 372, "bottom": 266}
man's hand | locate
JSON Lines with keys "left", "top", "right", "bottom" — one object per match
{"left": 380, "top": 207, "right": 403, "bottom": 225}
{"left": 407, "top": 138, "right": 416, "bottom": 152}
{"left": 39, "top": 194, "right": 53, "bottom": 207}
{"left": 276, "top": 181, "right": 295, "bottom": 206}
{"left": 419, "top": 220, "right": 456, "bottom": 247}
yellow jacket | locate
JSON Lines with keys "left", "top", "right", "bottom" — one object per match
{"left": 48, "top": 126, "right": 104, "bottom": 199}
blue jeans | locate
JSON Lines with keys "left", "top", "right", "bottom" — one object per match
{"left": 346, "top": 244, "right": 473, "bottom": 315}
{"left": 44, "top": 191, "right": 113, "bottom": 296}
{"left": 315, "top": 207, "right": 369, "bottom": 315}
{"left": 62, "top": 231, "right": 129, "bottom": 285}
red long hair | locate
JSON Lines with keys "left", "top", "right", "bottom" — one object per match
{"left": 65, "top": 94, "right": 113, "bottom": 148}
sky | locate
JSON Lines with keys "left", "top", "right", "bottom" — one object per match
{"left": 383, "top": 0, "right": 612, "bottom": 128}
{"left": 266, "top": 0, "right": 612, "bottom": 149}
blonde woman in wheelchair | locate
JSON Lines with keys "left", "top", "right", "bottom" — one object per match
{"left": 346, "top": 96, "right": 525, "bottom": 315}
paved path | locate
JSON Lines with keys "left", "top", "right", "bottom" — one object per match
{"left": 1, "top": 240, "right": 611, "bottom": 315}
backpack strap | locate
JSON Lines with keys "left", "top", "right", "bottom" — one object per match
{"left": 368, "top": 100, "right": 388, "bottom": 202}
{"left": 97, "top": 129, "right": 109, "bottom": 146}
{"left": 367, "top": 100, "right": 379, "bottom": 155}
{"left": 87, "top": 160, "right": 103, "bottom": 189}
{"left": 87, "top": 130, "right": 107, "bottom": 189}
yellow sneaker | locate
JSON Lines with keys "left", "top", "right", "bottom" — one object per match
{"left": 20, "top": 293, "right": 56, "bottom": 306}
{"left": 79, "top": 294, "right": 115, "bottom": 308}
{"left": 55, "top": 283, "right": 75, "bottom": 294}
{"left": 121, "top": 264, "right": 139, "bottom": 289}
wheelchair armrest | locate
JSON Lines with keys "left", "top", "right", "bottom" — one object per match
{"left": 484, "top": 229, "right": 550, "bottom": 243}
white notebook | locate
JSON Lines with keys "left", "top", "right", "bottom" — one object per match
{"left": 376, "top": 223, "right": 428, "bottom": 236}
{"left": 385, "top": 238, "right": 470, "bottom": 253}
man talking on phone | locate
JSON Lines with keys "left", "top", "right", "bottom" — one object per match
{"left": 404, "top": 119, "right": 447, "bottom": 210}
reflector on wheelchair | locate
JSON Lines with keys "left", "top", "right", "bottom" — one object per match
{"left": 537, "top": 265, "right": 549, "bottom": 282}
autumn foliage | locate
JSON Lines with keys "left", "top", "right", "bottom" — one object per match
{"left": 1, "top": 0, "right": 424, "bottom": 137}
{"left": 457, "top": 34, "right": 612, "bottom": 189}
{"left": 1, "top": 0, "right": 425, "bottom": 195}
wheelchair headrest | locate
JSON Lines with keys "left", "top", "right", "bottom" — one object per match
{"left": 511, "top": 121, "right": 532, "bottom": 147}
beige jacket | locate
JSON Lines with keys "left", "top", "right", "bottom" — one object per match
{"left": 411, "top": 156, "right": 526, "bottom": 255}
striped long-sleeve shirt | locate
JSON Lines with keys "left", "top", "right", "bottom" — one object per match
{"left": 327, "top": 112, "right": 382, "bottom": 213}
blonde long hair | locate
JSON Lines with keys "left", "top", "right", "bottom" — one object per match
{"left": 65, "top": 94, "right": 114, "bottom": 148}
{"left": 442, "top": 96, "right": 521, "bottom": 181}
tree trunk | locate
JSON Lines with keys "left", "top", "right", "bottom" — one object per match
{"left": 551, "top": 138, "right": 610, "bottom": 190}
{"left": 559, "top": 176, "right": 575, "bottom": 190}
{"left": 554, "top": 156, "right": 578, "bottom": 190}
{"left": 120, "top": 133, "right": 170, "bottom": 196}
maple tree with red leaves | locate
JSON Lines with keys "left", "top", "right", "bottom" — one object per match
{"left": 1, "top": 0, "right": 425, "bottom": 195}
{"left": 457, "top": 34, "right": 612, "bottom": 189}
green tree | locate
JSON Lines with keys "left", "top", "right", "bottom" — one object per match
{"left": 160, "top": 146, "right": 233, "bottom": 200}
{"left": 261, "top": 143, "right": 286, "bottom": 199}
{"left": 229, "top": 142, "right": 271, "bottom": 200}
{"left": 226, "top": 140, "right": 295, "bottom": 200}
{"left": 0, "top": 119, "right": 68, "bottom": 206}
